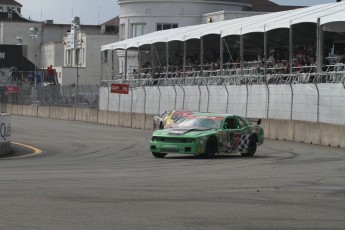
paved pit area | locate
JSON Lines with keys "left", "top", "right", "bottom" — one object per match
{"left": 0, "top": 116, "right": 344, "bottom": 229}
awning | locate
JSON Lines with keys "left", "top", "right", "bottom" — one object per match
{"left": 102, "top": 1, "right": 345, "bottom": 51}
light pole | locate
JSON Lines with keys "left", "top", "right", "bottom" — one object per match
{"left": 71, "top": 17, "right": 81, "bottom": 105}
{"left": 29, "top": 27, "right": 38, "bottom": 86}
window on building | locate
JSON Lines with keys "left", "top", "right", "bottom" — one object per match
{"left": 66, "top": 50, "right": 71, "bottom": 67}
{"left": 104, "top": 25, "right": 118, "bottom": 34}
{"left": 0, "top": 7, "right": 3, "bottom": 12}
{"left": 156, "top": 23, "right": 178, "bottom": 31}
{"left": 131, "top": 23, "right": 146, "bottom": 38}
{"left": 120, "top": 24, "right": 125, "bottom": 40}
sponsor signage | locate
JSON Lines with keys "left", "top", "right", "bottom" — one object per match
{"left": 111, "top": 84, "right": 129, "bottom": 94}
{"left": 0, "top": 45, "right": 23, "bottom": 68}
{"left": 5, "top": 86, "right": 19, "bottom": 93}
{"left": 0, "top": 115, "right": 11, "bottom": 143}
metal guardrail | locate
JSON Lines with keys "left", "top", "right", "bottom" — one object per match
{"left": 101, "top": 72, "right": 345, "bottom": 87}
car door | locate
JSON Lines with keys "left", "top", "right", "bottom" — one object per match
{"left": 235, "top": 117, "right": 252, "bottom": 152}
{"left": 222, "top": 116, "right": 249, "bottom": 153}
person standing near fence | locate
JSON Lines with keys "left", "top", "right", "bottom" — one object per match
{"left": 47, "top": 65, "right": 54, "bottom": 82}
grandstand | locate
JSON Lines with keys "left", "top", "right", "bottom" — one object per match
{"left": 101, "top": 2, "right": 345, "bottom": 85}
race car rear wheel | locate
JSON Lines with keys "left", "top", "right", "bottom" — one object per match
{"left": 152, "top": 152, "right": 167, "bottom": 158}
{"left": 241, "top": 135, "right": 257, "bottom": 157}
{"left": 204, "top": 137, "right": 217, "bottom": 158}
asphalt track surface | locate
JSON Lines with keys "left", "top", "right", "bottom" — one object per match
{"left": 1, "top": 116, "right": 345, "bottom": 230}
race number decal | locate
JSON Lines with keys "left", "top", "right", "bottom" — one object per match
{"left": 227, "top": 132, "right": 242, "bottom": 152}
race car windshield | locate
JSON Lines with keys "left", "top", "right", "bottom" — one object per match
{"left": 171, "top": 113, "right": 183, "bottom": 121}
{"left": 176, "top": 118, "right": 222, "bottom": 129}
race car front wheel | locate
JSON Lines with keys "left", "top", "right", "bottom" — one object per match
{"left": 152, "top": 152, "right": 167, "bottom": 158}
{"left": 204, "top": 137, "right": 217, "bottom": 158}
{"left": 241, "top": 135, "right": 257, "bottom": 157}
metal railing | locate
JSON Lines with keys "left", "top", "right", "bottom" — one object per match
{"left": 2, "top": 71, "right": 344, "bottom": 112}
{"left": 1, "top": 83, "right": 99, "bottom": 108}
{"left": 101, "top": 72, "right": 345, "bottom": 88}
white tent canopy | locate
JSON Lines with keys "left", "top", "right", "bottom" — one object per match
{"left": 102, "top": 1, "right": 345, "bottom": 51}
{"left": 321, "top": 9, "right": 345, "bottom": 25}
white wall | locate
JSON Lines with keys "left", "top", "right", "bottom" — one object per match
{"left": 202, "top": 11, "right": 266, "bottom": 24}
{"left": 85, "top": 35, "right": 119, "bottom": 84}
{"left": 99, "top": 83, "right": 345, "bottom": 125}
{"left": 42, "top": 24, "right": 101, "bottom": 44}
{"left": 41, "top": 42, "right": 64, "bottom": 68}
{"left": 119, "top": 0, "right": 250, "bottom": 39}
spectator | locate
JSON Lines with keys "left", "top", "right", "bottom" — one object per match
{"left": 47, "top": 65, "right": 54, "bottom": 82}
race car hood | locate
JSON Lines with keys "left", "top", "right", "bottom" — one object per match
{"left": 169, "top": 127, "right": 212, "bottom": 136}
{"left": 153, "top": 127, "right": 214, "bottom": 137}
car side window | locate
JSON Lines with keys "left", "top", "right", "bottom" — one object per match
{"left": 224, "top": 118, "right": 239, "bottom": 129}
{"left": 237, "top": 118, "right": 247, "bottom": 128}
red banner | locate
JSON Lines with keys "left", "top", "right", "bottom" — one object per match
{"left": 111, "top": 84, "right": 129, "bottom": 94}
{"left": 5, "top": 86, "right": 19, "bottom": 93}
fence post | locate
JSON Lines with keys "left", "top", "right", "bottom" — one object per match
{"left": 157, "top": 84, "right": 161, "bottom": 115}
{"left": 181, "top": 85, "right": 185, "bottom": 110}
{"left": 289, "top": 83, "right": 294, "bottom": 120}
{"left": 224, "top": 84, "right": 229, "bottom": 114}
{"left": 205, "top": 84, "right": 210, "bottom": 112}
{"left": 118, "top": 93, "right": 121, "bottom": 112}
{"left": 314, "top": 83, "right": 320, "bottom": 122}
{"left": 245, "top": 84, "right": 249, "bottom": 118}
{"left": 173, "top": 85, "right": 177, "bottom": 110}
{"left": 142, "top": 86, "right": 146, "bottom": 114}
{"left": 130, "top": 87, "right": 133, "bottom": 128}
{"left": 197, "top": 84, "right": 201, "bottom": 112}
{"left": 96, "top": 85, "right": 100, "bottom": 124}
{"left": 106, "top": 84, "right": 111, "bottom": 124}
{"left": 265, "top": 83, "right": 270, "bottom": 119}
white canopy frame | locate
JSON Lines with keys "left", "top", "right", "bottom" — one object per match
{"left": 101, "top": 2, "right": 345, "bottom": 80}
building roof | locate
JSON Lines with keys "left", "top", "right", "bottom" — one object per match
{"left": 101, "top": 16, "right": 119, "bottom": 26}
{"left": 248, "top": 0, "right": 302, "bottom": 12}
{"left": 0, "top": 0, "right": 23, "bottom": 7}
{"left": 0, "top": 10, "right": 31, "bottom": 22}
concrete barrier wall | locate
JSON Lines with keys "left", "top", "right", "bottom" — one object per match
{"left": 268, "top": 119, "right": 295, "bottom": 141}
{"left": 2, "top": 104, "right": 344, "bottom": 149}
{"left": 0, "top": 113, "right": 11, "bottom": 156}
{"left": 294, "top": 120, "right": 321, "bottom": 145}
{"left": 320, "top": 123, "right": 345, "bottom": 148}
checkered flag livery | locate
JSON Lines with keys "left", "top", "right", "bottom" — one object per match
{"left": 237, "top": 134, "right": 251, "bottom": 152}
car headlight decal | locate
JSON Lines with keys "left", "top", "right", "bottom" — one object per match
{"left": 200, "top": 137, "right": 207, "bottom": 146}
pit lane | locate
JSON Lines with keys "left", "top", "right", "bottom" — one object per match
{"left": 0, "top": 116, "right": 344, "bottom": 229}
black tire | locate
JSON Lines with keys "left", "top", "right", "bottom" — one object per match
{"left": 241, "top": 135, "right": 257, "bottom": 157}
{"left": 152, "top": 152, "right": 167, "bottom": 158}
{"left": 204, "top": 137, "right": 217, "bottom": 158}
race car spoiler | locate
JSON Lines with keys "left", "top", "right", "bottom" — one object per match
{"left": 247, "top": 118, "right": 262, "bottom": 125}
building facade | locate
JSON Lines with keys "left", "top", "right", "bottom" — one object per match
{"left": 0, "top": 0, "right": 119, "bottom": 85}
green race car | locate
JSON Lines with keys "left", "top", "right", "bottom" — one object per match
{"left": 149, "top": 113, "right": 264, "bottom": 158}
